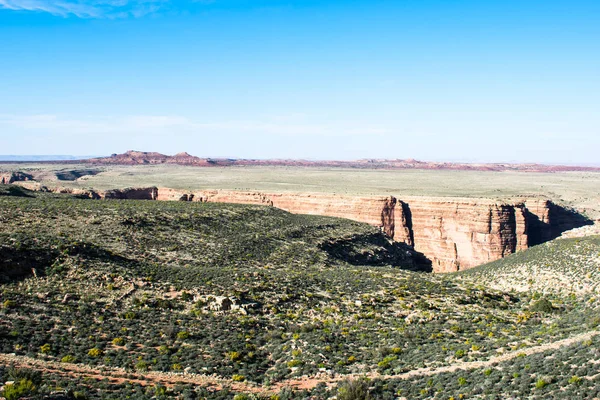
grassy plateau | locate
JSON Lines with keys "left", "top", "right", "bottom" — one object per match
{"left": 3, "top": 164, "right": 600, "bottom": 218}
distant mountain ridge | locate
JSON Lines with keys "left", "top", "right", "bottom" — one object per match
{"left": 2, "top": 150, "right": 599, "bottom": 172}
{"left": 82, "top": 150, "right": 600, "bottom": 172}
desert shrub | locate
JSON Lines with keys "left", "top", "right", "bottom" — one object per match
{"left": 0, "top": 379, "right": 37, "bottom": 400}
{"left": 87, "top": 348, "right": 102, "bottom": 358}
{"left": 176, "top": 331, "right": 190, "bottom": 340}
{"left": 6, "top": 368, "right": 42, "bottom": 385}
{"left": 535, "top": 378, "right": 548, "bottom": 389}
{"left": 227, "top": 351, "right": 243, "bottom": 362}
{"left": 568, "top": 375, "right": 582, "bottom": 385}
{"left": 530, "top": 298, "right": 554, "bottom": 313}
{"left": 336, "top": 378, "right": 373, "bottom": 400}
{"left": 2, "top": 300, "right": 17, "bottom": 309}
{"left": 61, "top": 355, "right": 76, "bottom": 363}
{"left": 135, "top": 361, "right": 149, "bottom": 371}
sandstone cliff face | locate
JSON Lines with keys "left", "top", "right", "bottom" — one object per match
{"left": 0, "top": 171, "right": 33, "bottom": 184}
{"left": 191, "top": 190, "right": 400, "bottom": 236}
{"left": 156, "top": 188, "right": 196, "bottom": 202}
{"left": 521, "top": 198, "right": 593, "bottom": 246}
{"left": 8, "top": 181, "right": 590, "bottom": 272}
{"left": 398, "top": 199, "right": 528, "bottom": 272}
{"left": 153, "top": 188, "right": 540, "bottom": 272}
{"left": 157, "top": 188, "right": 401, "bottom": 236}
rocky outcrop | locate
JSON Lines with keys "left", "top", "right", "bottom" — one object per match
{"left": 103, "top": 187, "right": 158, "bottom": 200}
{"left": 0, "top": 171, "right": 33, "bottom": 184}
{"left": 196, "top": 295, "right": 260, "bottom": 314}
{"left": 12, "top": 182, "right": 158, "bottom": 201}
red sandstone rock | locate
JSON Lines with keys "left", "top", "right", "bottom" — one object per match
{"left": 6, "top": 181, "right": 577, "bottom": 273}
{"left": 154, "top": 188, "right": 548, "bottom": 272}
{"left": 398, "top": 198, "right": 529, "bottom": 272}
{"left": 0, "top": 171, "right": 32, "bottom": 184}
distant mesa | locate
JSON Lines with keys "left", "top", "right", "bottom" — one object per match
{"left": 2, "top": 150, "right": 599, "bottom": 172}
{"left": 98, "top": 150, "right": 215, "bottom": 166}
{"left": 78, "top": 151, "right": 600, "bottom": 172}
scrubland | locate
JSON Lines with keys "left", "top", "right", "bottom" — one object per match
{"left": 1, "top": 185, "right": 600, "bottom": 398}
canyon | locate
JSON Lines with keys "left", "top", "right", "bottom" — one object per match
{"left": 10, "top": 181, "right": 593, "bottom": 272}
{"left": 156, "top": 189, "right": 590, "bottom": 272}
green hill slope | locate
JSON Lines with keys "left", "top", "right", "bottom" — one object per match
{"left": 460, "top": 236, "right": 600, "bottom": 296}
{"left": 1, "top": 186, "right": 600, "bottom": 399}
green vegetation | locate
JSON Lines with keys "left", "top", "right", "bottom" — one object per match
{"left": 1, "top": 185, "right": 599, "bottom": 398}
{"left": 530, "top": 298, "right": 555, "bottom": 313}
{"left": 460, "top": 235, "right": 600, "bottom": 295}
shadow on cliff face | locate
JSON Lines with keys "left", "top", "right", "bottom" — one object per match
{"left": 0, "top": 185, "right": 35, "bottom": 198}
{"left": 400, "top": 201, "right": 415, "bottom": 246}
{"left": 526, "top": 204, "right": 594, "bottom": 246}
{"left": 319, "top": 233, "right": 433, "bottom": 272}
{"left": 55, "top": 169, "right": 101, "bottom": 181}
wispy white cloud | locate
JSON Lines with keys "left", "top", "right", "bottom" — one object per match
{"left": 0, "top": 0, "right": 168, "bottom": 18}
{"left": 0, "top": 113, "right": 389, "bottom": 137}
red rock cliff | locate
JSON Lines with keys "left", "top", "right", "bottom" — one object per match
{"left": 10, "top": 182, "right": 584, "bottom": 272}
{"left": 155, "top": 188, "right": 542, "bottom": 272}
{"left": 0, "top": 172, "right": 33, "bottom": 184}
{"left": 397, "top": 198, "right": 528, "bottom": 272}
{"left": 191, "top": 190, "right": 400, "bottom": 237}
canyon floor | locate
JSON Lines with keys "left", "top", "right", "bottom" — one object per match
{"left": 1, "top": 164, "right": 600, "bottom": 399}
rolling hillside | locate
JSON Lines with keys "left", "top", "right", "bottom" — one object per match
{"left": 1, "top": 186, "right": 600, "bottom": 399}
{"left": 460, "top": 236, "right": 600, "bottom": 295}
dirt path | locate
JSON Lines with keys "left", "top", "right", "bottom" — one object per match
{"left": 1, "top": 330, "right": 598, "bottom": 394}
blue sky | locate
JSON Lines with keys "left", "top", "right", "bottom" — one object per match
{"left": 0, "top": 0, "right": 599, "bottom": 163}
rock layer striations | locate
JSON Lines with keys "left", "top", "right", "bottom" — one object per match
{"left": 8, "top": 183, "right": 591, "bottom": 272}
{"left": 154, "top": 189, "right": 585, "bottom": 272}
